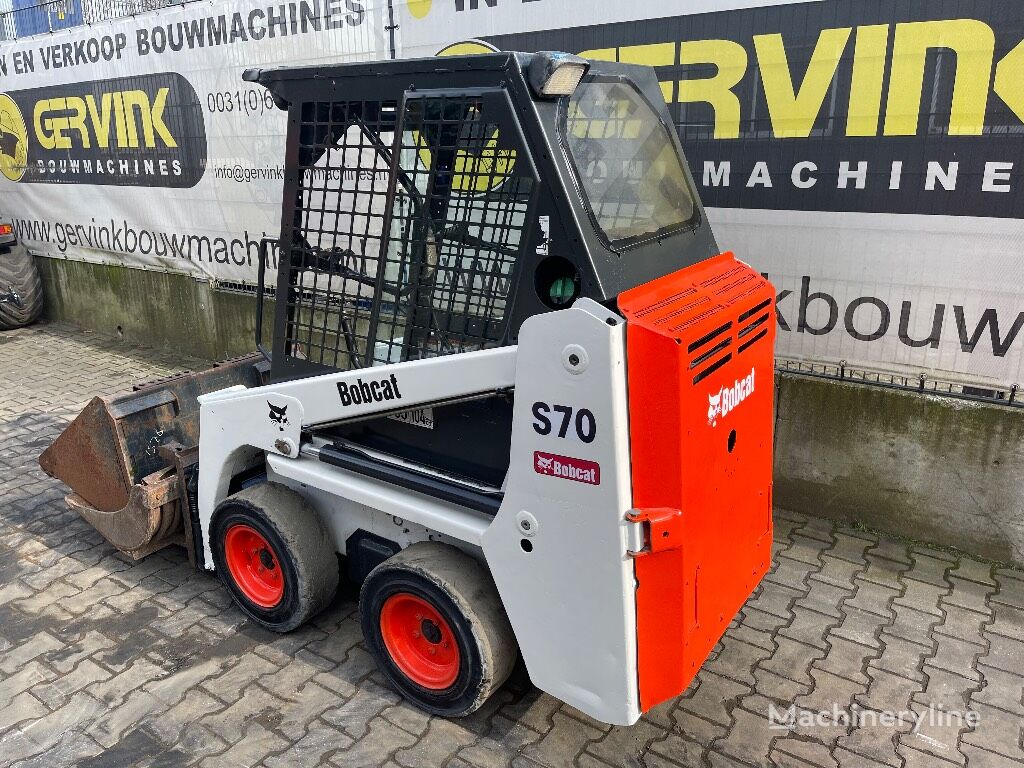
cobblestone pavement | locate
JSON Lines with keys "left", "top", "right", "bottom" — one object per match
{"left": 1, "top": 322, "right": 1023, "bottom": 768}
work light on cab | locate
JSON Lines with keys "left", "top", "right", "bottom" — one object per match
{"left": 528, "top": 51, "right": 589, "bottom": 98}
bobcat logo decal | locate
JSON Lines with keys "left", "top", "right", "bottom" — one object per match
{"left": 707, "top": 391, "right": 723, "bottom": 426}
{"left": 707, "top": 368, "right": 756, "bottom": 427}
{"left": 533, "top": 451, "right": 600, "bottom": 485}
{"left": 268, "top": 402, "right": 289, "bottom": 431}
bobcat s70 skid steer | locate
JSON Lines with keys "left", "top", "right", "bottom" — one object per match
{"left": 40, "top": 52, "right": 776, "bottom": 726}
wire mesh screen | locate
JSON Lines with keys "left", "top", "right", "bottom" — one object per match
{"left": 284, "top": 92, "right": 535, "bottom": 372}
{"left": 287, "top": 100, "right": 396, "bottom": 371}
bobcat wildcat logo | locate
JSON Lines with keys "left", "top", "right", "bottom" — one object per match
{"left": 533, "top": 451, "right": 600, "bottom": 485}
{"left": 707, "top": 368, "right": 756, "bottom": 427}
{"left": 268, "top": 402, "right": 289, "bottom": 430}
{"left": 707, "top": 391, "right": 723, "bottom": 425}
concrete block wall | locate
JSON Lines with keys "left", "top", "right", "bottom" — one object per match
{"left": 774, "top": 374, "right": 1024, "bottom": 566}
{"left": 37, "top": 257, "right": 267, "bottom": 362}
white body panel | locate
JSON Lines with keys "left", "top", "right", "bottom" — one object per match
{"left": 195, "top": 302, "right": 641, "bottom": 725}
{"left": 482, "top": 300, "right": 640, "bottom": 726}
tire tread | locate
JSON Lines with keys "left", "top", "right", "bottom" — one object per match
{"left": 0, "top": 245, "right": 42, "bottom": 330}
{"left": 213, "top": 482, "right": 338, "bottom": 631}
{"left": 361, "top": 542, "right": 516, "bottom": 716}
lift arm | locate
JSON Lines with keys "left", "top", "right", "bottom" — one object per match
{"left": 195, "top": 346, "right": 517, "bottom": 567}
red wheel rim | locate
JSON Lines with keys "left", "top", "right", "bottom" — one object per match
{"left": 379, "top": 593, "right": 460, "bottom": 690}
{"left": 223, "top": 524, "right": 284, "bottom": 609}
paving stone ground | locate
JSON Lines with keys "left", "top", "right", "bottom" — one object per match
{"left": 2, "top": 322, "right": 1024, "bottom": 768}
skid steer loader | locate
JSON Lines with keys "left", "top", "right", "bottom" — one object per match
{"left": 40, "top": 52, "right": 776, "bottom": 725}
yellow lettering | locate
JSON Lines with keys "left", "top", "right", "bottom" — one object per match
{"left": 992, "top": 38, "right": 1024, "bottom": 126}
{"left": 150, "top": 88, "right": 177, "bottom": 148}
{"left": 85, "top": 93, "right": 113, "bottom": 149}
{"left": 113, "top": 92, "right": 129, "bottom": 147}
{"left": 846, "top": 25, "right": 889, "bottom": 137}
{"left": 63, "top": 96, "right": 90, "bottom": 149}
{"left": 618, "top": 43, "right": 676, "bottom": 102}
{"left": 34, "top": 99, "right": 71, "bottom": 150}
{"left": 567, "top": 93, "right": 643, "bottom": 141}
{"left": 34, "top": 101, "right": 57, "bottom": 151}
{"left": 32, "top": 88, "right": 180, "bottom": 152}
{"left": 754, "top": 27, "right": 851, "bottom": 138}
{"left": 884, "top": 19, "right": 994, "bottom": 136}
{"left": 120, "top": 90, "right": 153, "bottom": 148}
{"left": 678, "top": 39, "right": 748, "bottom": 140}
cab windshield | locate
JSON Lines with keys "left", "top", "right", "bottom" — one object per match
{"left": 563, "top": 76, "right": 696, "bottom": 248}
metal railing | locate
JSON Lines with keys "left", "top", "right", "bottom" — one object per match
{"left": 0, "top": 0, "right": 188, "bottom": 40}
{"left": 778, "top": 358, "right": 1020, "bottom": 408}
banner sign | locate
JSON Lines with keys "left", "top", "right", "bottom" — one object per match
{"left": 0, "top": 72, "right": 206, "bottom": 187}
{"left": 0, "top": 0, "right": 1021, "bottom": 389}
{"left": 486, "top": 2, "right": 1024, "bottom": 220}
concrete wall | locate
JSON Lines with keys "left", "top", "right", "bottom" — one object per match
{"left": 37, "top": 256, "right": 269, "bottom": 362}
{"left": 774, "top": 374, "right": 1024, "bottom": 565}
{"left": 35, "top": 256, "right": 1024, "bottom": 566}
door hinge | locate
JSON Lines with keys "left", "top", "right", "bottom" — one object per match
{"left": 626, "top": 507, "right": 683, "bottom": 557}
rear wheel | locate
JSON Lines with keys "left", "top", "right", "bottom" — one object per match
{"left": 0, "top": 244, "right": 43, "bottom": 330}
{"left": 360, "top": 542, "right": 517, "bottom": 717}
{"left": 211, "top": 482, "right": 338, "bottom": 632}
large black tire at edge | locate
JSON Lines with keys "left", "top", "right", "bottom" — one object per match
{"left": 0, "top": 244, "right": 43, "bottom": 330}
{"left": 360, "top": 542, "right": 518, "bottom": 717}
{"left": 211, "top": 482, "right": 339, "bottom": 632}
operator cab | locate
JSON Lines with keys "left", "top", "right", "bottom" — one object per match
{"left": 244, "top": 52, "right": 718, "bottom": 490}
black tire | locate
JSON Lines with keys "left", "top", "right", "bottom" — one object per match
{"left": 360, "top": 542, "right": 517, "bottom": 717}
{"left": 0, "top": 243, "right": 43, "bottom": 330}
{"left": 211, "top": 482, "right": 338, "bottom": 632}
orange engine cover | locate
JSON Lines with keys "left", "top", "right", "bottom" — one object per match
{"left": 619, "top": 252, "right": 776, "bottom": 711}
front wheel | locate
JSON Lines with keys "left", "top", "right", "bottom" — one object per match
{"left": 211, "top": 482, "right": 338, "bottom": 632}
{"left": 360, "top": 542, "right": 517, "bottom": 717}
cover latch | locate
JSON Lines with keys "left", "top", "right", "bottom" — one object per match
{"left": 626, "top": 507, "right": 683, "bottom": 556}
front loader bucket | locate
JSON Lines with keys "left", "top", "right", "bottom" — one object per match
{"left": 65, "top": 467, "right": 182, "bottom": 560}
{"left": 39, "top": 353, "right": 269, "bottom": 559}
